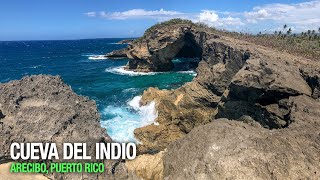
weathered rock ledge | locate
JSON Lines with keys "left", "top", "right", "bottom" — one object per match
{"left": 111, "top": 21, "right": 320, "bottom": 151}
{"left": 106, "top": 20, "right": 320, "bottom": 179}
{"left": 105, "top": 48, "right": 128, "bottom": 58}
{"left": 0, "top": 75, "right": 138, "bottom": 180}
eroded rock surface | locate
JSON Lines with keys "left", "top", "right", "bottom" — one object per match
{"left": 105, "top": 48, "right": 128, "bottom": 58}
{"left": 0, "top": 75, "right": 134, "bottom": 180}
{"left": 164, "top": 95, "right": 320, "bottom": 179}
{"left": 114, "top": 21, "right": 320, "bottom": 153}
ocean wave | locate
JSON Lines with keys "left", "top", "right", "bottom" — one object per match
{"left": 29, "top": 65, "right": 42, "bottom": 69}
{"left": 106, "top": 66, "right": 197, "bottom": 76}
{"left": 177, "top": 70, "right": 197, "bottom": 76}
{"left": 122, "top": 88, "right": 140, "bottom": 93}
{"left": 105, "top": 66, "right": 159, "bottom": 76}
{"left": 100, "top": 96, "right": 158, "bottom": 142}
{"left": 88, "top": 55, "right": 108, "bottom": 60}
{"left": 108, "top": 43, "right": 124, "bottom": 45}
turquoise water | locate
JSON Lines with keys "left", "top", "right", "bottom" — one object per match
{"left": 0, "top": 39, "right": 196, "bottom": 142}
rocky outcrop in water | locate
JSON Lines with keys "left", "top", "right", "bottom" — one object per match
{"left": 105, "top": 48, "right": 128, "bottom": 58}
{"left": 117, "top": 39, "right": 134, "bottom": 45}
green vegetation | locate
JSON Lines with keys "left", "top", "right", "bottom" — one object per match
{"left": 134, "top": 18, "right": 193, "bottom": 42}
{"left": 136, "top": 18, "right": 320, "bottom": 61}
{"left": 221, "top": 25, "right": 320, "bottom": 61}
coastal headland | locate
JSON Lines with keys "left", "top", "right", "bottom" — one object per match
{"left": 1, "top": 19, "right": 320, "bottom": 179}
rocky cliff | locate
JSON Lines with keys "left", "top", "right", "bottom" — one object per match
{"left": 0, "top": 75, "right": 137, "bottom": 180}
{"left": 105, "top": 20, "right": 320, "bottom": 179}
{"left": 117, "top": 21, "right": 320, "bottom": 151}
{"left": 1, "top": 20, "right": 320, "bottom": 179}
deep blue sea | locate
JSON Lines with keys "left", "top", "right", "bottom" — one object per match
{"left": 0, "top": 39, "right": 196, "bottom": 142}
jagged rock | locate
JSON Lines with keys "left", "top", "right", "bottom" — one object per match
{"left": 216, "top": 57, "right": 314, "bottom": 129}
{"left": 118, "top": 21, "right": 320, "bottom": 151}
{"left": 0, "top": 75, "right": 137, "bottom": 180}
{"left": 299, "top": 65, "right": 320, "bottom": 99}
{"left": 134, "top": 124, "right": 185, "bottom": 152}
{"left": 117, "top": 39, "right": 134, "bottom": 44}
{"left": 125, "top": 151, "right": 164, "bottom": 180}
{"left": 126, "top": 25, "right": 204, "bottom": 72}
{"left": 105, "top": 48, "right": 128, "bottom": 58}
{"left": 163, "top": 95, "right": 320, "bottom": 179}
{"left": 0, "top": 162, "right": 49, "bottom": 180}
{"left": 0, "top": 75, "right": 108, "bottom": 160}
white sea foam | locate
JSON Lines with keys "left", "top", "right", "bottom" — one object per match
{"left": 88, "top": 55, "right": 108, "bottom": 60}
{"left": 106, "top": 66, "right": 197, "bottom": 76}
{"left": 105, "top": 66, "right": 159, "bottom": 76}
{"left": 122, "top": 88, "right": 139, "bottom": 93}
{"left": 29, "top": 65, "right": 42, "bottom": 69}
{"left": 101, "top": 96, "right": 158, "bottom": 142}
{"left": 178, "top": 70, "right": 197, "bottom": 76}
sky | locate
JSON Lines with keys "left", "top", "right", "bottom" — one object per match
{"left": 1, "top": 0, "right": 320, "bottom": 41}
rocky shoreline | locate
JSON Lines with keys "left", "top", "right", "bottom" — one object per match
{"left": 1, "top": 20, "right": 320, "bottom": 179}
{"left": 110, "top": 20, "right": 320, "bottom": 178}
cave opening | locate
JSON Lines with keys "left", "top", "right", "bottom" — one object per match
{"left": 171, "top": 32, "right": 202, "bottom": 72}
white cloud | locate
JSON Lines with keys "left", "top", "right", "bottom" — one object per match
{"left": 198, "top": 10, "right": 244, "bottom": 28}
{"left": 92, "top": 9, "right": 184, "bottom": 20}
{"left": 244, "top": 1, "right": 320, "bottom": 30}
{"left": 199, "top": 10, "right": 219, "bottom": 24}
{"left": 84, "top": 1, "right": 320, "bottom": 32}
{"left": 84, "top": 12, "right": 96, "bottom": 17}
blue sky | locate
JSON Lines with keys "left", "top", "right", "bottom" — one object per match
{"left": 1, "top": 0, "right": 319, "bottom": 40}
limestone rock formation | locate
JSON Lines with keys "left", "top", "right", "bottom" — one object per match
{"left": 107, "top": 20, "right": 320, "bottom": 157}
{"left": 117, "top": 39, "right": 134, "bottom": 45}
{"left": 0, "top": 75, "right": 134, "bottom": 180}
{"left": 105, "top": 48, "right": 128, "bottom": 58}
{"left": 164, "top": 95, "right": 320, "bottom": 179}
{"left": 125, "top": 151, "right": 164, "bottom": 180}
{"left": 0, "top": 75, "right": 108, "bottom": 160}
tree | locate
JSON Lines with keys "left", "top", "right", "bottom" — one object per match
{"left": 278, "top": 31, "right": 282, "bottom": 35}
{"left": 312, "top": 30, "right": 316, "bottom": 34}
{"left": 274, "top": 31, "right": 278, "bottom": 35}
{"left": 287, "top": 28, "right": 292, "bottom": 35}
{"left": 283, "top": 24, "right": 287, "bottom": 29}
{"left": 307, "top": 30, "right": 311, "bottom": 35}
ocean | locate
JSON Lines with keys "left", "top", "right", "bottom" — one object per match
{"left": 0, "top": 38, "right": 196, "bottom": 142}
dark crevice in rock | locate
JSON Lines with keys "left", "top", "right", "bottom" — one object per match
{"left": 111, "top": 160, "right": 125, "bottom": 175}
{"left": 300, "top": 68, "right": 320, "bottom": 98}
{"left": 15, "top": 96, "right": 27, "bottom": 106}
{"left": 216, "top": 102, "right": 287, "bottom": 129}
{"left": 300, "top": 69, "right": 320, "bottom": 99}
{"left": 174, "top": 32, "right": 202, "bottom": 59}
{"left": 0, "top": 110, "right": 5, "bottom": 119}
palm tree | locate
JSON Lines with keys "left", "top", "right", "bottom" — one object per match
{"left": 278, "top": 31, "right": 282, "bottom": 36}
{"left": 274, "top": 31, "right": 278, "bottom": 35}
{"left": 287, "top": 28, "right": 292, "bottom": 35}
{"left": 312, "top": 30, "right": 316, "bottom": 34}
{"left": 283, "top": 24, "right": 287, "bottom": 29}
{"left": 307, "top": 30, "right": 311, "bottom": 35}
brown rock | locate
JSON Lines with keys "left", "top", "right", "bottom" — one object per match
{"left": 125, "top": 151, "right": 164, "bottom": 180}
{"left": 105, "top": 48, "right": 128, "bottom": 58}
{"left": 164, "top": 101, "right": 320, "bottom": 179}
